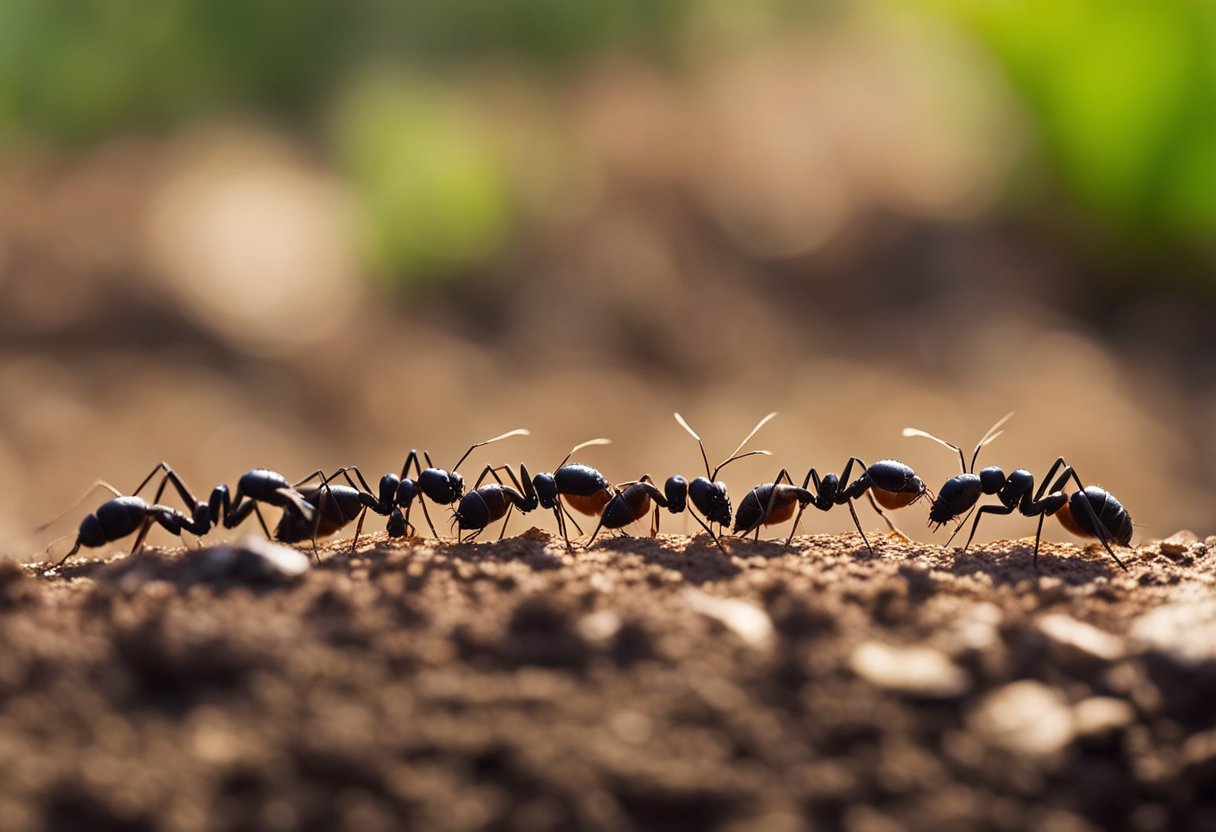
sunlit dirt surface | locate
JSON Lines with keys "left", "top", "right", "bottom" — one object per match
{"left": 5, "top": 531, "right": 1215, "bottom": 831}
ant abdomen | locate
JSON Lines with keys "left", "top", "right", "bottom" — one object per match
{"left": 1056, "top": 486, "right": 1133, "bottom": 546}
{"left": 867, "top": 460, "right": 927, "bottom": 509}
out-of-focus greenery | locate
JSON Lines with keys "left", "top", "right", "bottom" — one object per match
{"left": 0, "top": 0, "right": 692, "bottom": 144}
{"left": 2, "top": 0, "right": 1213, "bottom": 279}
{"left": 923, "top": 0, "right": 1216, "bottom": 242}
{"left": 335, "top": 76, "right": 512, "bottom": 282}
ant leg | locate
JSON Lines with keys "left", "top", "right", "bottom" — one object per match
{"left": 130, "top": 517, "right": 155, "bottom": 556}
{"left": 686, "top": 509, "right": 726, "bottom": 553}
{"left": 962, "top": 503, "right": 1017, "bottom": 552}
{"left": 253, "top": 504, "right": 273, "bottom": 539}
{"left": 416, "top": 498, "right": 440, "bottom": 539}
{"left": 944, "top": 506, "right": 977, "bottom": 547}
{"left": 350, "top": 508, "right": 368, "bottom": 553}
{"left": 1034, "top": 513, "right": 1047, "bottom": 567}
{"left": 846, "top": 500, "right": 873, "bottom": 555}
{"left": 783, "top": 469, "right": 816, "bottom": 551}
{"left": 553, "top": 507, "right": 572, "bottom": 551}
{"left": 400, "top": 450, "right": 423, "bottom": 480}
{"left": 498, "top": 505, "right": 513, "bottom": 541}
{"left": 130, "top": 462, "right": 175, "bottom": 498}
{"left": 586, "top": 513, "right": 608, "bottom": 548}
{"left": 863, "top": 491, "right": 905, "bottom": 538}
{"left": 1061, "top": 482, "right": 1128, "bottom": 571}
{"left": 560, "top": 502, "right": 586, "bottom": 535}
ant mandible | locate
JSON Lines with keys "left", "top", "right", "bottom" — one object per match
{"left": 531, "top": 438, "right": 613, "bottom": 550}
{"left": 41, "top": 462, "right": 214, "bottom": 568}
{"left": 663, "top": 411, "right": 775, "bottom": 552}
{"left": 904, "top": 414, "right": 1132, "bottom": 570}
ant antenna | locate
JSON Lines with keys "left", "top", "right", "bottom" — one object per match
{"left": 36, "top": 480, "right": 124, "bottom": 533}
{"left": 674, "top": 413, "right": 713, "bottom": 479}
{"left": 903, "top": 412, "right": 1013, "bottom": 473}
{"left": 557, "top": 438, "right": 611, "bottom": 470}
{"left": 451, "top": 428, "right": 530, "bottom": 473}
{"left": 717, "top": 412, "right": 779, "bottom": 480}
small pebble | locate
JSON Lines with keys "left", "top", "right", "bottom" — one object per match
{"left": 849, "top": 641, "right": 970, "bottom": 698}
{"left": 1072, "top": 697, "right": 1136, "bottom": 737}
{"left": 1037, "top": 614, "right": 1126, "bottom": 662}
{"left": 684, "top": 590, "right": 774, "bottom": 650}
{"left": 970, "top": 680, "right": 1075, "bottom": 757}
{"left": 1129, "top": 601, "right": 1216, "bottom": 669}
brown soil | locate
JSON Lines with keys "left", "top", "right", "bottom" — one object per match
{"left": 4, "top": 530, "right": 1216, "bottom": 832}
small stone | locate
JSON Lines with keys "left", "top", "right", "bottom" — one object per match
{"left": 1129, "top": 600, "right": 1216, "bottom": 669}
{"left": 1037, "top": 614, "right": 1126, "bottom": 662}
{"left": 970, "top": 680, "right": 1075, "bottom": 757}
{"left": 684, "top": 590, "right": 774, "bottom": 650}
{"left": 1072, "top": 697, "right": 1136, "bottom": 737}
{"left": 577, "top": 610, "right": 622, "bottom": 644}
{"left": 849, "top": 641, "right": 970, "bottom": 698}
{"left": 193, "top": 535, "right": 311, "bottom": 583}
{"left": 1159, "top": 530, "right": 1199, "bottom": 559}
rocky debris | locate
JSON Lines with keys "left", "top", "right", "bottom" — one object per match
{"left": 849, "top": 641, "right": 971, "bottom": 698}
{"left": 187, "top": 535, "right": 311, "bottom": 583}
{"left": 1071, "top": 696, "right": 1136, "bottom": 738}
{"left": 1129, "top": 600, "right": 1216, "bottom": 669}
{"left": 1037, "top": 613, "right": 1126, "bottom": 663}
{"left": 1159, "top": 530, "right": 1203, "bottom": 562}
{"left": 969, "top": 680, "right": 1076, "bottom": 757}
{"left": 684, "top": 590, "right": 774, "bottom": 650}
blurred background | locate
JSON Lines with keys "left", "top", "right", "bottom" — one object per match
{"left": 2, "top": 0, "right": 1213, "bottom": 557}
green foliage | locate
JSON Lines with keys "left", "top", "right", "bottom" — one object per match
{"left": 335, "top": 77, "right": 512, "bottom": 283}
{"left": 925, "top": 0, "right": 1216, "bottom": 240}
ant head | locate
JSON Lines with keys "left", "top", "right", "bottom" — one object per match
{"left": 533, "top": 473, "right": 558, "bottom": 509}
{"left": 379, "top": 473, "right": 400, "bottom": 505}
{"left": 664, "top": 476, "right": 688, "bottom": 513}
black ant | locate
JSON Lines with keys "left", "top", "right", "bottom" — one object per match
{"left": 40, "top": 462, "right": 215, "bottom": 568}
{"left": 587, "top": 474, "right": 669, "bottom": 544}
{"left": 531, "top": 438, "right": 613, "bottom": 550}
{"left": 452, "top": 464, "right": 538, "bottom": 542}
{"left": 397, "top": 428, "right": 530, "bottom": 539}
{"left": 271, "top": 469, "right": 384, "bottom": 555}
{"left": 739, "top": 457, "right": 928, "bottom": 553}
{"left": 904, "top": 414, "right": 1132, "bottom": 570}
{"left": 210, "top": 468, "right": 324, "bottom": 541}
{"left": 280, "top": 428, "right": 532, "bottom": 549}
{"left": 662, "top": 411, "right": 775, "bottom": 551}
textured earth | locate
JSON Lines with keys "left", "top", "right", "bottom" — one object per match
{"left": 3, "top": 528, "right": 1216, "bottom": 832}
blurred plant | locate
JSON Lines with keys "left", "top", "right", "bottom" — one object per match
{"left": 920, "top": 0, "right": 1216, "bottom": 244}
{"left": 333, "top": 75, "right": 512, "bottom": 284}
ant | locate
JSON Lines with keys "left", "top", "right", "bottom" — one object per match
{"left": 452, "top": 464, "right": 538, "bottom": 542}
{"left": 40, "top": 462, "right": 215, "bottom": 568}
{"left": 662, "top": 411, "right": 775, "bottom": 551}
{"left": 739, "top": 457, "right": 928, "bottom": 553}
{"left": 210, "top": 468, "right": 325, "bottom": 541}
{"left": 280, "top": 429, "right": 532, "bottom": 549}
{"left": 531, "top": 438, "right": 613, "bottom": 550}
{"left": 403, "top": 428, "right": 531, "bottom": 539}
{"left": 271, "top": 469, "right": 384, "bottom": 555}
{"left": 587, "top": 474, "right": 669, "bottom": 544}
{"left": 904, "top": 414, "right": 1132, "bottom": 570}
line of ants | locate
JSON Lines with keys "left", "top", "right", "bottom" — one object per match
{"left": 40, "top": 413, "right": 1135, "bottom": 573}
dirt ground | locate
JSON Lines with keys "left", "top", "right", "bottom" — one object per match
{"left": 4, "top": 528, "right": 1216, "bottom": 832}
